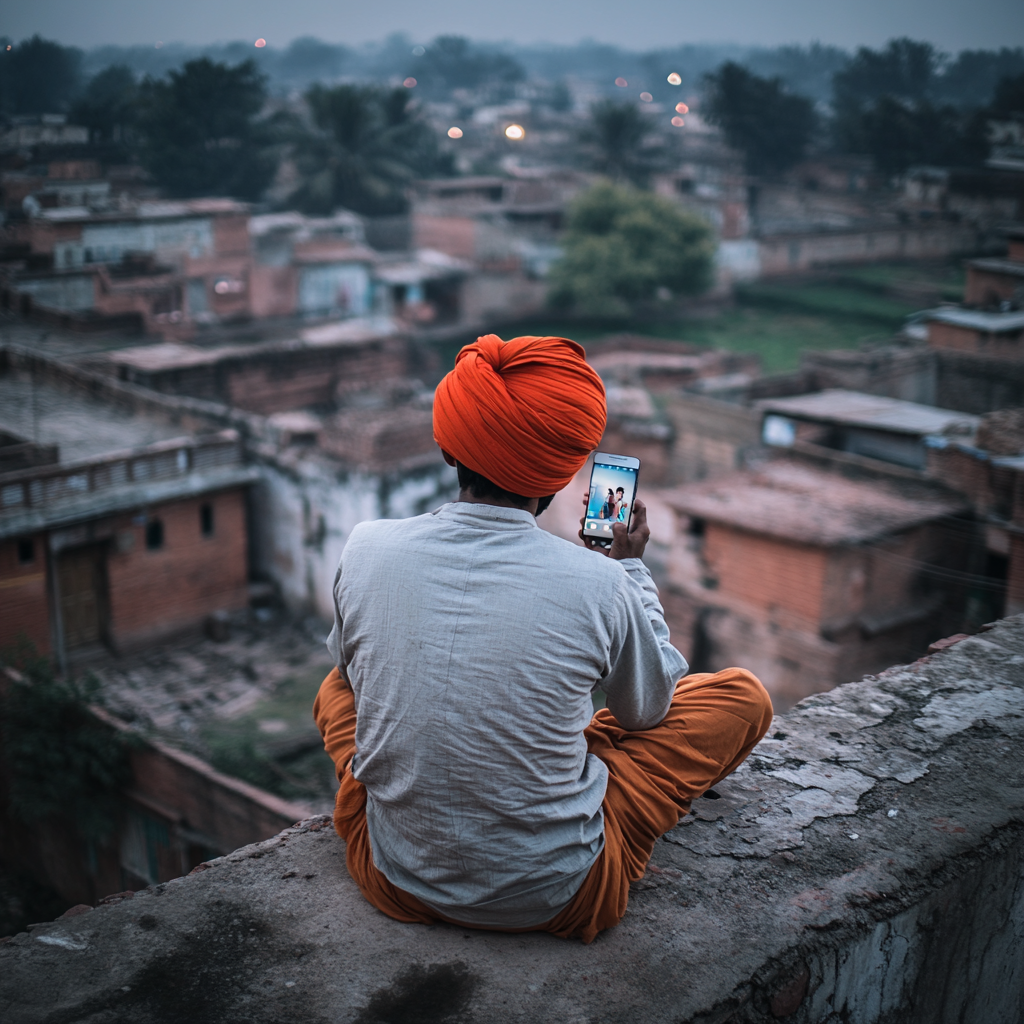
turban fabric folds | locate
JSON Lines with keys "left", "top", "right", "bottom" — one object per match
{"left": 433, "top": 334, "right": 607, "bottom": 497}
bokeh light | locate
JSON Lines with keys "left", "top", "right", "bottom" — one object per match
{"left": 504, "top": 124, "right": 525, "bottom": 140}
{"left": 255, "top": 39, "right": 267, "bottom": 48}
{"left": 640, "top": 92, "right": 653, "bottom": 102}
{"left": 614, "top": 77, "right": 628, "bottom": 88}
{"left": 412, "top": 45, "right": 425, "bottom": 56}
{"left": 667, "top": 73, "right": 682, "bottom": 86}
{"left": 671, "top": 116, "right": 685, "bottom": 127}
{"left": 675, "top": 102, "right": 689, "bottom": 114}
{"left": 403, "top": 77, "right": 417, "bottom": 88}
{"left": 447, "top": 127, "right": 463, "bottom": 139}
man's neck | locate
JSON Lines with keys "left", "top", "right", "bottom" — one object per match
{"left": 457, "top": 490, "right": 540, "bottom": 516}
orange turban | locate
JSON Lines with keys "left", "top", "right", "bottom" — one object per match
{"left": 433, "top": 334, "right": 606, "bottom": 497}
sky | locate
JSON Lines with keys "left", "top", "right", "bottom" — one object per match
{"left": 5, "top": 0, "right": 1024, "bottom": 52}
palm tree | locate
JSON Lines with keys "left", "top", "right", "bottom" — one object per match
{"left": 580, "top": 100, "right": 663, "bottom": 186}
{"left": 290, "top": 85, "right": 446, "bottom": 216}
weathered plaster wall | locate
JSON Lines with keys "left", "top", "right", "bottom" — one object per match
{"left": 251, "top": 459, "right": 458, "bottom": 619}
{"left": 3, "top": 618, "right": 1022, "bottom": 1023}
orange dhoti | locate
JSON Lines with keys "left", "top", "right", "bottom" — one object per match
{"left": 313, "top": 668, "right": 772, "bottom": 943}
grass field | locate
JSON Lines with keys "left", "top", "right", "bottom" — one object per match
{"left": 433, "top": 261, "right": 964, "bottom": 376}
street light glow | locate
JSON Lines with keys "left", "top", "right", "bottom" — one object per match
{"left": 614, "top": 77, "right": 628, "bottom": 88}
{"left": 640, "top": 92, "right": 653, "bottom": 102}
{"left": 255, "top": 38, "right": 267, "bottom": 48}
{"left": 675, "top": 102, "right": 689, "bottom": 114}
{"left": 667, "top": 73, "right": 682, "bottom": 86}
{"left": 403, "top": 77, "right": 417, "bottom": 88}
{"left": 671, "top": 116, "right": 685, "bottom": 127}
{"left": 505, "top": 124, "right": 525, "bottom": 140}
{"left": 447, "top": 127, "right": 463, "bottom": 139}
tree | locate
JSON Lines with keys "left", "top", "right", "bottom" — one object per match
{"left": 290, "top": 84, "right": 448, "bottom": 216}
{"left": 0, "top": 35, "right": 82, "bottom": 116}
{"left": 409, "top": 36, "right": 524, "bottom": 100}
{"left": 70, "top": 65, "right": 139, "bottom": 151}
{"left": 702, "top": 62, "right": 816, "bottom": 176}
{"left": 859, "top": 97, "right": 988, "bottom": 175}
{"left": 548, "top": 182, "right": 715, "bottom": 317}
{"left": 580, "top": 100, "right": 664, "bottom": 185}
{"left": 832, "top": 38, "right": 940, "bottom": 153}
{"left": 136, "top": 58, "right": 278, "bottom": 200}
{"left": 991, "top": 71, "right": 1024, "bottom": 118}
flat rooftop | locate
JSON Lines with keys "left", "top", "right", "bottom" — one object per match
{"left": 663, "top": 460, "right": 967, "bottom": 546}
{"left": 968, "top": 256, "right": 1024, "bottom": 278}
{"left": 923, "top": 306, "right": 1024, "bottom": 332}
{"left": 757, "top": 389, "right": 978, "bottom": 438}
{"left": 0, "top": 370, "right": 183, "bottom": 464}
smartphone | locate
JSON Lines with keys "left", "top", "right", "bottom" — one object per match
{"left": 583, "top": 452, "right": 641, "bottom": 548}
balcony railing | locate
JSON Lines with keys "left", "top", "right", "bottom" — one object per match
{"left": 0, "top": 430, "right": 243, "bottom": 516}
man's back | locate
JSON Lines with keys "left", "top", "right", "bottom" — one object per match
{"left": 327, "top": 501, "right": 686, "bottom": 926}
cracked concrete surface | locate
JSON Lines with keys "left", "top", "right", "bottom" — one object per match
{"left": 2, "top": 618, "right": 1023, "bottom": 1024}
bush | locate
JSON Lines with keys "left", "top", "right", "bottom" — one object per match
{"left": 548, "top": 182, "right": 715, "bottom": 317}
{"left": 1, "top": 643, "right": 134, "bottom": 843}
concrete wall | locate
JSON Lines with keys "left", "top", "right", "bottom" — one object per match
{"left": 758, "top": 223, "right": 979, "bottom": 277}
{"left": 251, "top": 459, "right": 458, "bottom": 619}
{"left": 662, "top": 394, "right": 761, "bottom": 484}
{"left": 5, "top": 620, "right": 1022, "bottom": 1022}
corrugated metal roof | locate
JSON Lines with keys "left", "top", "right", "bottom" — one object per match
{"left": 757, "top": 389, "right": 978, "bottom": 437}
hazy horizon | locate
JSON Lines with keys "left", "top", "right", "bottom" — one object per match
{"left": 6, "top": 0, "right": 1023, "bottom": 54}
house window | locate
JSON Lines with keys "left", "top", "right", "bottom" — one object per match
{"left": 200, "top": 502, "right": 214, "bottom": 537}
{"left": 17, "top": 538, "right": 34, "bottom": 564}
{"left": 145, "top": 519, "right": 164, "bottom": 550}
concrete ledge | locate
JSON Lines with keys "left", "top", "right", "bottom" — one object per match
{"left": 2, "top": 618, "right": 1023, "bottom": 1023}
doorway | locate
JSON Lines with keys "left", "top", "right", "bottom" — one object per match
{"left": 56, "top": 544, "right": 108, "bottom": 649}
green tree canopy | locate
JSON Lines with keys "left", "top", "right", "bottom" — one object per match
{"left": 548, "top": 181, "right": 715, "bottom": 318}
{"left": 136, "top": 58, "right": 278, "bottom": 200}
{"left": 580, "top": 100, "right": 665, "bottom": 185}
{"left": 0, "top": 35, "right": 82, "bottom": 116}
{"left": 290, "top": 83, "right": 449, "bottom": 216}
{"left": 991, "top": 71, "right": 1024, "bottom": 118}
{"left": 409, "top": 36, "right": 525, "bottom": 99}
{"left": 702, "top": 62, "right": 816, "bottom": 176}
{"left": 70, "top": 64, "right": 139, "bottom": 149}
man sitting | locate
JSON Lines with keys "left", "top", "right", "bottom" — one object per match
{"left": 314, "top": 334, "right": 772, "bottom": 943}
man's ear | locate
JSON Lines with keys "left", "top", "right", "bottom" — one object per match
{"left": 442, "top": 451, "right": 457, "bottom": 467}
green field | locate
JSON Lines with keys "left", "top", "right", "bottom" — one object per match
{"left": 433, "top": 262, "right": 964, "bottom": 376}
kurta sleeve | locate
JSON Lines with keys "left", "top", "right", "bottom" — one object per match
{"left": 600, "top": 558, "right": 688, "bottom": 731}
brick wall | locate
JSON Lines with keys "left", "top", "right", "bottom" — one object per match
{"left": 412, "top": 215, "right": 477, "bottom": 259}
{"left": 105, "top": 490, "right": 248, "bottom": 651}
{"left": 0, "top": 533, "right": 50, "bottom": 655}
{"left": 928, "top": 320, "right": 1024, "bottom": 360}
{"left": 703, "top": 525, "right": 828, "bottom": 631}
{"left": 965, "top": 265, "right": 1023, "bottom": 305}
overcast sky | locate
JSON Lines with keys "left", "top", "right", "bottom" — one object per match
{"left": 5, "top": 0, "right": 1023, "bottom": 52}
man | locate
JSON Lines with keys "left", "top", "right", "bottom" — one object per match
{"left": 314, "top": 334, "right": 771, "bottom": 943}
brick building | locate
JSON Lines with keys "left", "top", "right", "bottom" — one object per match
{"left": 660, "top": 459, "right": 970, "bottom": 708}
{"left": 0, "top": 350, "right": 256, "bottom": 663}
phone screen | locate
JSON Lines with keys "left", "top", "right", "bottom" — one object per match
{"left": 584, "top": 458, "right": 639, "bottom": 542}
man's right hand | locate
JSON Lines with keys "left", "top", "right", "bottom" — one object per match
{"left": 579, "top": 493, "right": 650, "bottom": 561}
